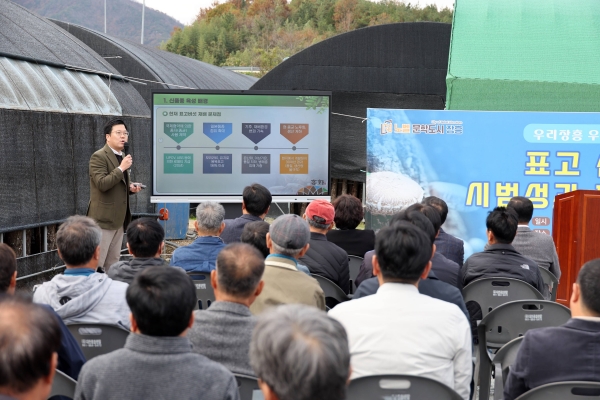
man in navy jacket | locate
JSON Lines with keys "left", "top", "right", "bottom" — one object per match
{"left": 504, "top": 258, "right": 600, "bottom": 399}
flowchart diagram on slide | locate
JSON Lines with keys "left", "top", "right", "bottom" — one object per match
{"left": 152, "top": 94, "right": 330, "bottom": 195}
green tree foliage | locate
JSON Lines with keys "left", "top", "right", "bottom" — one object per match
{"left": 163, "top": 0, "right": 452, "bottom": 75}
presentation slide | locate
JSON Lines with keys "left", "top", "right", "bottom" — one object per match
{"left": 152, "top": 91, "right": 330, "bottom": 200}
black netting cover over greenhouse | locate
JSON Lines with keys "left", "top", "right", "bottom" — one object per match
{"left": 252, "top": 22, "right": 451, "bottom": 182}
{"left": 0, "top": 0, "right": 152, "bottom": 231}
{"left": 52, "top": 20, "right": 258, "bottom": 108}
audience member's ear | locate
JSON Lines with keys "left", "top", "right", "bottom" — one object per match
{"left": 372, "top": 255, "right": 381, "bottom": 277}
{"left": 8, "top": 271, "right": 17, "bottom": 295}
{"left": 302, "top": 213, "right": 307, "bottom": 221}
{"left": 436, "top": 229, "right": 440, "bottom": 238}
{"left": 258, "top": 379, "right": 279, "bottom": 400}
{"left": 218, "top": 221, "right": 226, "bottom": 235}
{"left": 127, "top": 243, "right": 134, "bottom": 255}
{"left": 93, "top": 246, "right": 101, "bottom": 260}
{"left": 157, "top": 241, "right": 165, "bottom": 256}
{"left": 327, "top": 223, "right": 334, "bottom": 232}
{"left": 187, "top": 313, "right": 194, "bottom": 329}
{"left": 346, "top": 365, "right": 353, "bottom": 385}
{"left": 431, "top": 243, "right": 437, "bottom": 260}
{"left": 194, "top": 220, "right": 199, "bottom": 232}
{"left": 210, "top": 269, "right": 218, "bottom": 290}
{"left": 419, "top": 261, "right": 432, "bottom": 281}
{"left": 43, "top": 353, "right": 58, "bottom": 387}
{"left": 297, "top": 243, "right": 310, "bottom": 258}
{"left": 486, "top": 229, "right": 494, "bottom": 244}
{"left": 129, "top": 313, "right": 139, "bottom": 334}
{"left": 266, "top": 233, "right": 273, "bottom": 250}
{"left": 570, "top": 282, "right": 581, "bottom": 310}
{"left": 254, "top": 280, "right": 265, "bottom": 297}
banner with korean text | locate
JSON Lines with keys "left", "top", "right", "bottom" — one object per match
{"left": 366, "top": 109, "right": 600, "bottom": 258}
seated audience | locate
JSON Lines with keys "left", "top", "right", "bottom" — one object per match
{"left": 33, "top": 216, "right": 131, "bottom": 328}
{"left": 423, "top": 196, "right": 465, "bottom": 266}
{"left": 299, "top": 200, "right": 350, "bottom": 294}
{"left": 75, "top": 266, "right": 239, "bottom": 400}
{"left": 355, "top": 203, "right": 460, "bottom": 289}
{"left": 250, "top": 214, "right": 325, "bottom": 314}
{"left": 461, "top": 207, "right": 546, "bottom": 295}
{"left": 170, "top": 202, "right": 226, "bottom": 273}
{"left": 504, "top": 258, "right": 600, "bottom": 400}
{"left": 108, "top": 218, "right": 168, "bottom": 284}
{"left": 0, "top": 295, "right": 61, "bottom": 400}
{"left": 221, "top": 183, "right": 272, "bottom": 244}
{"left": 353, "top": 212, "right": 469, "bottom": 320}
{"left": 507, "top": 196, "right": 561, "bottom": 280}
{"left": 242, "top": 221, "right": 311, "bottom": 276}
{"left": 250, "top": 304, "right": 350, "bottom": 400}
{"left": 329, "top": 222, "right": 472, "bottom": 400}
{"left": 0, "top": 243, "right": 85, "bottom": 382}
{"left": 188, "top": 243, "right": 265, "bottom": 376}
{"left": 326, "top": 194, "right": 375, "bottom": 257}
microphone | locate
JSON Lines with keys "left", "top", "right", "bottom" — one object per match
{"left": 123, "top": 142, "right": 132, "bottom": 183}
{"left": 123, "top": 142, "right": 129, "bottom": 156}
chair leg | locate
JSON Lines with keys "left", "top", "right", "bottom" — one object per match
{"left": 493, "top": 363, "right": 503, "bottom": 400}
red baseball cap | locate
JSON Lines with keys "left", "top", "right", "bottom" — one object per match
{"left": 305, "top": 199, "right": 335, "bottom": 225}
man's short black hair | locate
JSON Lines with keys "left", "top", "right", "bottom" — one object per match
{"left": 332, "top": 195, "right": 364, "bottom": 230}
{"left": 0, "top": 244, "right": 16, "bottom": 293}
{"left": 126, "top": 218, "right": 165, "bottom": 258}
{"left": 243, "top": 184, "right": 272, "bottom": 216}
{"left": 126, "top": 266, "right": 197, "bottom": 337}
{"left": 405, "top": 203, "right": 442, "bottom": 233}
{"left": 216, "top": 243, "right": 265, "bottom": 298}
{"left": 486, "top": 206, "right": 518, "bottom": 244}
{"left": 241, "top": 221, "right": 270, "bottom": 258}
{"left": 577, "top": 259, "right": 600, "bottom": 315}
{"left": 103, "top": 118, "right": 128, "bottom": 137}
{"left": 375, "top": 222, "right": 432, "bottom": 284}
{"left": 507, "top": 196, "right": 534, "bottom": 224}
{"left": 390, "top": 210, "right": 436, "bottom": 244}
{"left": 423, "top": 196, "right": 449, "bottom": 225}
{"left": 0, "top": 295, "right": 61, "bottom": 394}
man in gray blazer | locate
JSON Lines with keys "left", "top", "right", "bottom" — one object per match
{"left": 188, "top": 243, "right": 265, "bottom": 376}
{"left": 508, "top": 196, "right": 561, "bottom": 280}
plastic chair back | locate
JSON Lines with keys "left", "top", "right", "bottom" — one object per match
{"left": 67, "top": 323, "right": 130, "bottom": 360}
{"left": 235, "top": 374, "right": 264, "bottom": 400}
{"left": 313, "top": 274, "right": 350, "bottom": 307}
{"left": 347, "top": 374, "right": 462, "bottom": 400}
{"left": 493, "top": 337, "right": 524, "bottom": 400}
{"left": 462, "top": 277, "right": 544, "bottom": 318}
{"left": 538, "top": 267, "right": 558, "bottom": 301}
{"left": 477, "top": 300, "right": 570, "bottom": 400}
{"left": 348, "top": 255, "right": 363, "bottom": 293}
{"left": 49, "top": 369, "right": 77, "bottom": 399}
{"left": 188, "top": 272, "right": 215, "bottom": 310}
{"left": 515, "top": 381, "right": 600, "bottom": 400}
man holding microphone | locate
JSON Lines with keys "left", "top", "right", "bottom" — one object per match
{"left": 87, "top": 119, "right": 143, "bottom": 271}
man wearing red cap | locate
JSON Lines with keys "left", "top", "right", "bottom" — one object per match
{"left": 300, "top": 199, "right": 350, "bottom": 294}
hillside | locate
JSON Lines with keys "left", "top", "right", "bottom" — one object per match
{"left": 163, "top": 0, "right": 452, "bottom": 75}
{"left": 11, "top": 0, "right": 182, "bottom": 47}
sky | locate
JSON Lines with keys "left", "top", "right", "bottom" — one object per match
{"left": 135, "top": 0, "right": 454, "bottom": 25}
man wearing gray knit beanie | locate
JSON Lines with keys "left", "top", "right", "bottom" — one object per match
{"left": 250, "top": 214, "right": 325, "bottom": 315}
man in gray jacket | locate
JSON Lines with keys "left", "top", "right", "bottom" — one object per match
{"left": 507, "top": 196, "right": 561, "bottom": 280}
{"left": 188, "top": 243, "right": 265, "bottom": 376}
{"left": 108, "top": 218, "right": 169, "bottom": 284}
{"left": 75, "top": 266, "right": 239, "bottom": 400}
{"left": 33, "top": 216, "right": 131, "bottom": 329}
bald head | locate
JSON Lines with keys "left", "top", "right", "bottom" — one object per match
{"left": 216, "top": 243, "right": 265, "bottom": 299}
{"left": 0, "top": 295, "right": 60, "bottom": 397}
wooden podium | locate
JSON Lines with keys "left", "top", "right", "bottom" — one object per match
{"left": 552, "top": 190, "right": 600, "bottom": 307}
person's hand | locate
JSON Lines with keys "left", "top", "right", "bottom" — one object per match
{"left": 120, "top": 154, "right": 132, "bottom": 171}
{"left": 130, "top": 183, "right": 142, "bottom": 193}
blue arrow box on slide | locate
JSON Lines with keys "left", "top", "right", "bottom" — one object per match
{"left": 203, "top": 123, "right": 233, "bottom": 144}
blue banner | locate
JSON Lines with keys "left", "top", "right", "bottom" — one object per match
{"left": 366, "top": 109, "right": 600, "bottom": 258}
